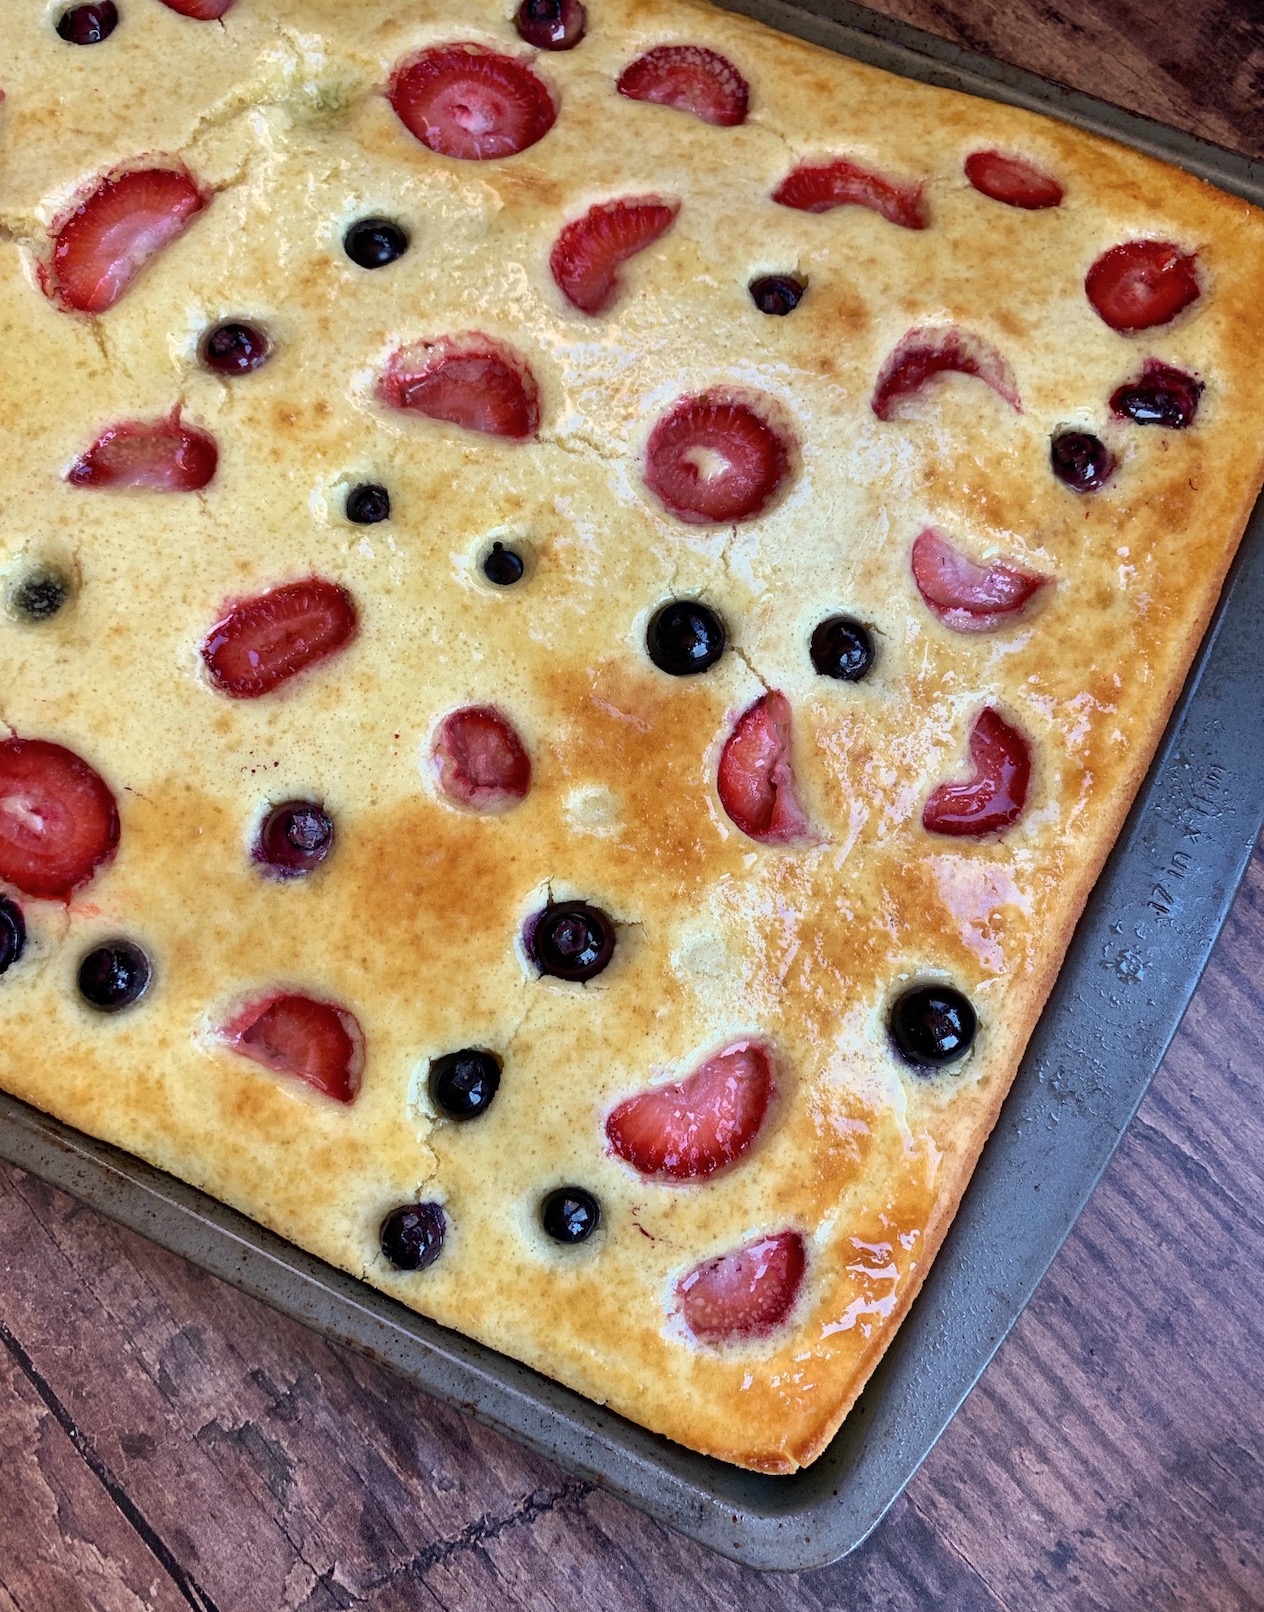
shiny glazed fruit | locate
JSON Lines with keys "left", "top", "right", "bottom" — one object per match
{"left": 223, "top": 993, "right": 364, "bottom": 1104}
{"left": 749, "top": 274, "right": 805, "bottom": 315}
{"left": 540, "top": 1187, "right": 600, "bottom": 1244}
{"left": 964, "top": 150, "right": 1063, "bottom": 209}
{"left": 389, "top": 45, "right": 557, "bottom": 161}
{"left": 646, "top": 600, "right": 727, "bottom": 675}
{"left": 57, "top": 4, "right": 117, "bottom": 43}
{"left": 10, "top": 571, "right": 71, "bottom": 622}
{"left": 0, "top": 738, "right": 119, "bottom": 899}
{"left": 345, "top": 483, "right": 391, "bottom": 524}
{"left": 515, "top": 0, "right": 586, "bottom": 50}
{"left": 380, "top": 1203, "right": 446, "bottom": 1271}
{"left": 872, "top": 326, "right": 1018, "bottom": 420}
{"left": 77, "top": 940, "right": 151, "bottom": 1012}
{"left": 922, "top": 707, "right": 1031, "bottom": 837}
{"left": 482, "top": 542, "right": 525, "bottom": 586}
{"left": 617, "top": 44, "right": 749, "bottom": 127}
{"left": 716, "top": 693, "right": 811, "bottom": 845}
{"left": 0, "top": 897, "right": 26, "bottom": 976}
{"left": 676, "top": 1230, "right": 805, "bottom": 1343}
{"left": 1085, "top": 241, "right": 1200, "bottom": 332}
{"left": 911, "top": 528, "right": 1049, "bottom": 634}
{"left": 890, "top": 985, "right": 977, "bottom": 1068}
{"left": 158, "top": 0, "right": 235, "bottom": 15}
{"left": 1051, "top": 430, "right": 1115, "bottom": 492}
{"left": 773, "top": 159, "right": 926, "bottom": 228}
{"left": 429, "top": 1049, "right": 501, "bottom": 1119}
{"left": 67, "top": 414, "right": 217, "bottom": 491}
{"left": 810, "top": 616, "right": 874, "bottom": 681}
{"left": 1110, "top": 361, "right": 1203, "bottom": 429}
{"left": 255, "top": 801, "right": 334, "bottom": 878}
{"left": 343, "top": 218, "right": 409, "bottom": 269}
{"left": 47, "top": 166, "right": 207, "bottom": 314}
{"left": 606, "top": 1042, "right": 774, "bottom": 1181}
{"left": 201, "top": 322, "right": 270, "bottom": 375}
{"left": 529, "top": 902, "right": 615, "bottom": 982}
{"left": 202, "top": 579, "right": 357, "bottom": 699}
{"left": 381, "top": 336, "right": 540, "bottom": 439}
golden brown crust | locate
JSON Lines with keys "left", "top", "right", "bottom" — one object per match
{"left": 1, "top": 0, "right": 1263, "bottom": 1472}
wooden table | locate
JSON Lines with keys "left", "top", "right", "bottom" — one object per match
{"left": 3, "top": 4, "right": 1263, "bottom": 1608}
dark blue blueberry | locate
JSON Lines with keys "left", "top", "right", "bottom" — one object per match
{"left": 255, "top": 801, "right": 334, "bottom": 878}
{"left": 1051, "top": 431, "right": 1115, "bottom": 492}
{"left": 811, "top": 616, "right": 875, "bottom": 682}
{"left": 529, "top": 902, "right": 615, "bottom": 982}
{"left": 11, "top": 571, "right": 71, "bottom": 622}
{"left": 343, "top": 218, "right": 409, "bottom": 269}
{"left": 541, "top": 1186, "right": 600, "bottom": 1243}
{"left": 482, "top": 542, "right": 526, "bottom": 587}
{"left": 57, "top": 3, "right": 117, "bottom": 44}
{"left": 346, "top": 483, "right": 390, "bottom": 525}
{"left": 646, "top": 600, "right": 726, "bottom": 676}
{"left": 430, "top": 1049, "right": 501, "bottom": 1119}
{"left": 77, "top": 940, "right": 151, "bottom": 1013}
{"left": 890, "top": 984, "right": 976, "bottom": 1069}
{"left": 202, "top": 322, "right": 271, "bottom": 376}
{"left": 380, "top": 1202, "right": 446, "bottom": 1271}
{"left": 749, "top": 274, "right": 805, "bottom": 315}
{"left": 0, "top": 897, "right": 25, "bottom": 975}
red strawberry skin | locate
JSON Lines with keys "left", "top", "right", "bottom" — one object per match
{"left": 157, "top": 0, "right": 235, "bottom": 15}
{"left": 380, "top": 336, "right": 540, "bottom": 439}
{"left": 389, "top": 45, "right": 556, "bottom": 161}
{"left": 1086, "top": 241, "right": 1200, "bottom": 332}
{"left": 912, "top": 528, "right": 1048, "bottom": 634}
{"left": 432, "top": 706, "right": 531, "bottom": 813}
{"left": 0, "top": 738, "right": 119, "bottom": 900}
{"left": 773, "top": 159, "right": 926, "bottom": 228}
{"left": 47, "top": 167, "right": 207, "bottom": 314}
{"left": 67, "top": 413, "right": 217, "bottom": 491}
{"left": 644, "top": 394, "right": 791, "bottom": 525}
{"left": 551, "top": 197, "right": 679, "bottom": 315}
{"left": 923, "top": 707, "right": 1031, "bottom": 837}
{"left": 617, "top": 45, "right": 749, "bottom": 128}
{"left": 677, "top": 1231, "right": 806, "bottom": 1344}
{"left": 607, "top": 1041, "right": 774, "bottom": 1181}
{"left": 202, "top": 579, "right": 357, "bottom": 699}
{"left": 872, "top": 327, "right": 1019, "bottom": 421}
{"left": 223, "top": 994, "right": 363, "bottom": 1105}
{"left": 717, "top": 693, "right": 812, "bottom": 844}
{"left": 964, "top": 150, "right": 1063, "bottom": 209}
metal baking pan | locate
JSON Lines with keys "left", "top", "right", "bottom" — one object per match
{"left": 4, "top": 0, "right": 1264, "bottom": 1574}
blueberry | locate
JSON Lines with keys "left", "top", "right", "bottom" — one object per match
{"left": 77, "top": 940, "right": 151, "bottom": 1013}
{"left": 201, "top": 322, "right": 271, "bottom": 376}
{"left": 1110, "top": 365, "right": 1203, "bottom": 430}
{"left": 346, "top": 483, "right": 390, "bottom": 525}
{"left": 254, "top": 801, "right": 334, "bottom": 878}
{"left": 482, "top": 542, "right": 526, "bottom": 587}
{"left": 890, "top": 984, "right": 976, "bottom": 1069}
{"left": 430, "top": 1049, "right": 501, "bottom": 1119}
{"left": 515, "top": 0, "right": 586, "bottom": 50}
{"left": 541, "top": 1186, "right": 600, "bottom": 1244}
{"left": 646, "top": 600, "right": 727, "bottom": 676}
{"left": 10, "top": 570, "right": 71, "bottom": 623}
{"left": 811, "top": 616, "right": 875, "bottom": 682}
{"left": 343, "top": 218, "right": 409, "bottom": 270}
{"left": 0, "top": 897, "right": 26, "bottom": 976}
{"left": 749, "top": 274, "right": 806, "bottom": 316}
{"left": 57, "top": 3, "right": 117, "bottom": 44}
{"left": 529, "top": 902, "right": 615, "bottom": 982}
{"left": 1051, "top": 431, "right": 1115, "bottom": 492}
{"left": 380, "top": 1202, "right": 446, "bottom": 1271}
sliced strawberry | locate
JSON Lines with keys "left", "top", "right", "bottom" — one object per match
{"left": 550, "top": 196, "right": 680, "bottom": 316}
{"left": 388, "top": 45, "right": 556, "bottom": 161}
{"left": 202, "top": 579, "right": 357, "bottom": 699}
{"left": 1086, "top": 241, "right": 1201, "bottom": 332}
{"left": 616, "top": 45, "right": 749, "bottom": 127}
{"left": 222, "top": 993, "right": 363, "bottom": 1105}
{"left": 47, "top": 167, "right": 207, "bottom": 315}
{"left": 0, "top": 738, "right": 119, "bottom": 900}
{"left": 872, "top": 326, "right": 1019, "bottom": 420}
{"left": 964, "top": 150, "right": 1063, "bottom": 209}
{"left": 717, "top": 692, "right": 812, "bottom": 845}
{"left": 676, "top": 1230, "right": 806, "bottom": 1344}
{"left": 912, "top": 528, "right": 1049, "bottom": 634}
{"left": 157, "top": 0, "right": 235, "bottom": 15}
{"left": 644, "top": 394, "right": 790, "bottom": 525}
{"left": 67, "top": 412, "right": 217, "bottom": 491}
{"left": 773, "top": 159, "right": 926, "bottom": 229}
{"left": 607, "top": 1041, "right": 774, "bottom": 1181}
{"left": 923, "top": 707, "right": 1031, "bottom": 837}
{"left": 432, "top": 706, "right": 531, "bottom": 813}
{"left": 380, "top": 336, "right": 540, "bottom": 440}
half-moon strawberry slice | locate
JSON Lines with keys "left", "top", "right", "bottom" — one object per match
{"left": 607, "top": 1042, "right": 774, "bottom": 1181}
{"left": 222, "top": 994, "right": 364, "bottom": 1105}
{"left": 873, "top": 327, "right": 1019, "bottom": 420}
{"left": 923, "top": 707, "right": 1032, "bottom": 836}
{"left": 380, "top": 336, "right": 541, "bottom": 440}
{"left": 46, "top": 166, "right": 207, "bottom": 314}
{"left": 676, "top": 1230, "right": 806, "bottom": 1344}
{"left": 911, "top": 529, "right": 1049, "bottom": 634}
{"left": 716, "top": 693, "right": 813, "bottom": 845}
{"left": 773, "top": 158, "right": 926, "bottom": 229}
{"left": 67, "top": 412, "right": 217, "bottom": 491}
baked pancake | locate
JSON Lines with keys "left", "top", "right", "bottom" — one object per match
{"left": 1, "top": 0, "right": 1262, "bottom": 1474}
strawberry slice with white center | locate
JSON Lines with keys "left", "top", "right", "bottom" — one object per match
{"left": 644, "top": 394, "right": 791, "bottom": 525}
{"left": 47, "top": 166, "right": 207, "bottom": 314}
{"left": 222, "top": 994, "right": 364, "bottom": 1105}
{"left": 432, "top": 706, "right": 531, "bottom": 813}
{"left": 872, "top": 327, "right": 1020, "bottom": 420}
{"left": 0, "top": 738, "right": 119, "bottom": 900}
{"left": 202, "top": 579, "right": 357, "bottom": 699}
{"left": 676, "top": 1230, "right": 806, "bottom": 1344}
{"left": 380, "top": 336, "right": 540, "bottom": 440}
{"left": 388, "top": 45, "right": 557, "bottom": 161}
{"left": 550, "top": 196, "right": 680, "bottom": 316}
{"left": 1086, "top": 241, "right": 1201, "bottom": 332}
{"left": 912, "top": 528, "right": 1049, "bottom": 634}
{"left": 616, "top": 45, "right": 750, "bottom": 128}
{"left": 716, "top": 692, "right": 812, "bottom": 845}
{"left": 157, "top": 0, "right": 234, "bottom": 15}
{"left": 67, "top": 412, "right": 217, "bottom": 491}
{"left": 923, "top": 707, "right": 1031, "bottom": 837}
{"left": 606, "top": 1041, "right": 774, "bottom": 1181}
{"left": 773, "top": 159, "right": 926, "bottom": 229}
{"left": 964, "top": 150, "right": 1063, "bottom": 209}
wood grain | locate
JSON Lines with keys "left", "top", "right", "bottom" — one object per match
{"left": 2, "top": 3, "right": 1264, "bottom": 1608}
